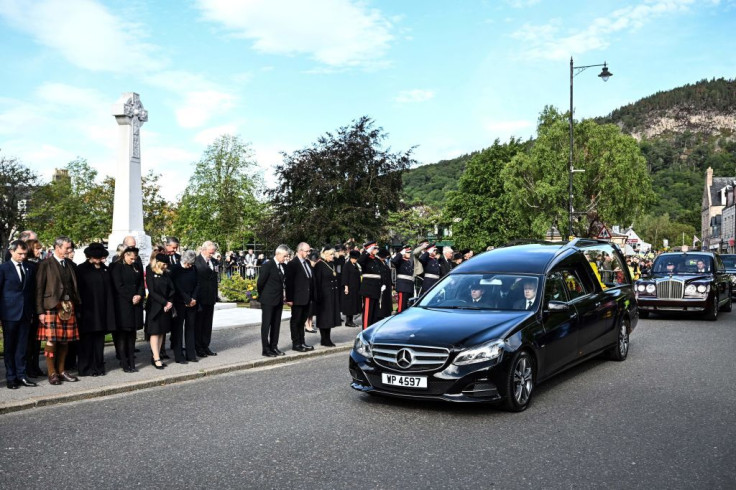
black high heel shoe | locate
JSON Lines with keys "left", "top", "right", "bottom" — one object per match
{"left": 151, "top": 358, "right": 165, "bottom": 370}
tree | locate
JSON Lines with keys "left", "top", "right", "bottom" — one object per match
{"left": 501, "top": 107, "right": 655, "bottom": 238}
{"left": 636, "top": 213, "right": 697, "bottom": 251}
{"left": 0, "top": 154, "right": 39, "bottom": 255}
{"left": 384, "top": 204, "right": 443, "bottom": 246}
{"left": 173, "top": 135, "right": 263, "bottom": 250}
{"left": 270, "top": 116, "right": 415, "bottom": 245}
{"left": 27, "top": 159, "right": 112, "bottom": 245}
{"left": 443, "top": 138, "right": 529, "bottom": 250}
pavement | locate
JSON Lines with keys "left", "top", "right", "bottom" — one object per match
{"left": 0, "top": 303, "right": 359, "bottom": 414}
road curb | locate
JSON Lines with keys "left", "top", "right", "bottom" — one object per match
{"left": 0, "top": 344, "right": 352, "bottom": 415}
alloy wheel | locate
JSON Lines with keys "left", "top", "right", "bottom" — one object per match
{"left": 512, "top": 356, "right": 533, "bottom": 405}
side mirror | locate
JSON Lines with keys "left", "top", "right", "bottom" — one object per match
{"left": 407, "top": 297, "right": 419, "bottom": 308}
{"left": 545, "top": 300, "right": 569, "bottom": 312}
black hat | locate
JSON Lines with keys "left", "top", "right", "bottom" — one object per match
{"left": 461, "top": 249, "right": 471, "bottom": 255}
{"left": 426, "top": 242, "right": 436, "bottom": 249}
{"left": 83, "top": 242, "right": 108, "bottom": 259}
{"left": 400, "top": 244, "right": 412, "bottom": 253}
{"left": 122, "top": 246, "right": 139, "bottom": 255}
{"left": 349, "top": 250, "right": 361, "bottom": 259}
{"left": 453, "top": 252, "right": 463, "bottom": 261}
{"left": 363, "top": 240, "right": 377, "bottom": 249}
{"left": 377, "top": 248, "right": 389, "bottom": 258}
{"left": 155, "top": 253, "right": 169, "bottom": 263}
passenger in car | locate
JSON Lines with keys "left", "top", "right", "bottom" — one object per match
{"left": 467, "top": 281, "right": 490, "bottom": 305}
{"left": 513, "top": 279, "right": 537, "bottom": 311}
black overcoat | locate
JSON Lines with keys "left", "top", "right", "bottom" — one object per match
{"left": 376, "top": 259, "right": 393, "bottom": 320}
{"left": 314, "top": 260, "right": 341, "bottom": 329}
{"left": 145, "top": 265, "right": 175, "bottom": 335}
{"left": 340, "top": 260, "right": 362, "bottom": 316}
{"left": 110, "top": 261, "right": 145, "bottom": 331}
{"left": 76, "top": 261, "right": 116, "bottom": 333}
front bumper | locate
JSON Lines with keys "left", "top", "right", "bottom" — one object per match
{"left": 637, "top": 297, "right": 708, "bottom": 312}
{"left": 349, "top": 350, "right": 505, "bottom": 403}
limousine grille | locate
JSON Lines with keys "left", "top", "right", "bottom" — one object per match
{"left": 372, "top": 344, "right": 450, "bottom": 373}
{"left": 656, "top": 279, "right": 684, "bottom": 299}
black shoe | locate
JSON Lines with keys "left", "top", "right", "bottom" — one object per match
{"left": 176, "top": 360, "right": 188, "bottom": 365}
{"left": 188, "top": 358, "right": 199, "bottom": 362}
{"left": 151, "top": 358, "right": 165, "bottom": 370}
{"left": 18, "top": 378, "right": 38, "bottom": 387}
{"left": 321, "top": 341, "right": 336, "bottom": 347}
{"left": 262, "top": 350, "right": 278, "bottom": 357}
{"left": 160, "top": 351, "right": 171, "bottom": 360}
{"left": 6, "top": 380, "right": 19, "bottom": 389}
{"left": 196, "top": 351, "right": 208, "bottom": 358}
{"left": 302, "top": 343, "right": 314, "bottom": 351}
{"left": 272, "top": 348, "right": 286, "bottom": 356}
{"left": 204, "top": 349, "right": 217, "bottom": 356}
{"left": 292, "top": 344, "right": 308, "bottom": 352}
{"left": 345, "top": 322, "right": 358, "bottom": 328}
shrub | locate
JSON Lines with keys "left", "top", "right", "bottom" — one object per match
{"left": 219, "top": 275, "right": 259, "bottom": 303}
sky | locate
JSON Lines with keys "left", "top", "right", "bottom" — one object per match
{"left": 1, "top": 0, "right": 734, "bottom": 201}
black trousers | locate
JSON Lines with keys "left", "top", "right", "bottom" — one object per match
{"left": 172, "top": 305, "right": 198, "bottom": 362}
{"left": 114, "top": 331, "right": 136, "bottom": 369}
{"left": 261, "top": 303, "right": 283, "bottom": 351}
{"left": 195, "top": 304, "right": 215, "bottom": 353}
{"left": 2, "top": 319, "right": 29, "bottom": 382}
{"left": 289, "top": 304, "right": 309, "bottom": 347}
{"left": 25, "top": 318, "right": 42, "bottom": 373}
{"left": 362, "top": 296, "right": 380, "bottom": 329}
{"left": 78, "top": 332, "right": 106, "bottom": 375}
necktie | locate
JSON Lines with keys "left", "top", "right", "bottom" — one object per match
{"left": 171, "top": 255, "right": 177, "bottom": 265}
{"left": 17, "top": 263, "right": 25, "bottom": 284}
{"left": 527, "top": 300, "right": 532, "bottom": 310}
{"left": 303, "top": 260, "right": 311, "bottom": 278}
{"left": 208, "top": 259, "right": 213, "bottom": 271}
{"left": 61, "top": 259, "right": 66, "bottom": 268}
{"left": 278, "top": 263, "right": 284, "bottom": 276}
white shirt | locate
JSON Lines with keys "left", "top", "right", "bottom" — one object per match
{"left": 11, "top": 260, "right": 24, "bottom": 282}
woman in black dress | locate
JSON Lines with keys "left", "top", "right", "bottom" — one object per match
{"left": 169, "top": 250, "right": 199, "bottom": 364}
{"left": 146, "top": 254, "right": 175, "bottom": 369}
{"left": 76, "top": 243, "right": 116, "bottom": 376}
{"left": 314, "top": 246, "right": 341, "bottom": 347}
{"left": 110, "top": 246, "right": 144, "bottom": 373}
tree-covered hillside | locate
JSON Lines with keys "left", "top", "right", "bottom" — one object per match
{"left": 401, "top": 152, "right": 474, "bottom": 206}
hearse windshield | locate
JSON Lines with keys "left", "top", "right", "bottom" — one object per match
{"left": 418, "top": 274, "right": 541, "bottom": 311}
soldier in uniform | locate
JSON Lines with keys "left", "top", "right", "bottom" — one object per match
{"left": 358, "top": 241, "right": 383, "bottom": 330}
{"left": 376, "top": 249, "right": 393, "bottom": 321}
{"left": 391, "top": 245, "right": 415, "bottom": 313}
{"left": 419, "top": 243, "right": 441, "bottom": 295}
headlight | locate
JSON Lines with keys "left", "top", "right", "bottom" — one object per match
{"left": 636, "top": 284, "right": 645, "bottom": 292}
{"left": 685, "top": 285, "right": 697, "bottom": 295}
{"left": 697, "top": 285, "right": 708, "bottom": 293}
{"left": 353, "top": 332, "right": 372, "bottom": 358}
{"left": 453, "top": 339, "right": 504, "bottom": 366}
{"left": 646, "top": 284, "right": 656, "bottom": 293}
{"left": 684, "top": 284, "right": 708, "bottom": 298}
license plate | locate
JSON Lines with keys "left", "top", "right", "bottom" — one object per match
{"left": 381, "top": 373, "right": 427, "bottom": 389}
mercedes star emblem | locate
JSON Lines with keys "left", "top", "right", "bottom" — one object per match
{"left": 396, "top": 348, "right": 414, "bottom": 369}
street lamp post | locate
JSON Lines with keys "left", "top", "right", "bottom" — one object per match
{"left": 568, "top": 57, "right": 612, "bottom": 239}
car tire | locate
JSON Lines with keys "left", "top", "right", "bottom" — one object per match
{"left": 705, "top": 294, "right": 719, "bottom": 321}
{"left": 720, "top": 289, "right": 732, "bottom": 312}
{"left": 608, "top": 316, "right": 630, "bottom": 362}
{"left": 639, "top": 310, "right": 649, "bottom": 319}
{"left": 503, "top": 350, "right": 534, "bottom": 412}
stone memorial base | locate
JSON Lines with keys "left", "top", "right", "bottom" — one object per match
{"left": 108, "top": 230, "right": 152, "bottom": 266}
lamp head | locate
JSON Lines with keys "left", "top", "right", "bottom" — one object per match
{"left": 598, "top": 63, "right": 612, "bottom": 82}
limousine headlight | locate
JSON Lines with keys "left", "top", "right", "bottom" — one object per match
{"left": 684, "top": 284, "right": 708, "bottom": 298}
{"left": 354, "top": 333, "right": 373, "bottom": 358}
{"left": 453, "top": 339, "right": 504, "bottom": 366}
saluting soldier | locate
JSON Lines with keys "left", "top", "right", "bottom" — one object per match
{"left": 341, "top": 250, "right": 362, "bottom": 327}
{"left": 418, "top": 243, "right": 441, "bottom": 294}
{"left": 391, "top": 245, "right": 415, "bottom": 313}
{"left": 376, "top": 249, "right": 393, "bottom": 321}
{"left": 358, "top": 241, "right": 383, "bottom": 330}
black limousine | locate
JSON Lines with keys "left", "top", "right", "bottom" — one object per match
{"left": 635, "top": 251, "right": 733, "bottom": 320}
{"left": 349, "top": 239, "right": 639, "bottom": 412}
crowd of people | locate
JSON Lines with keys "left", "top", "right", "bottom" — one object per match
{"left": 3, "top": 228, "right": 664, "bottom": 390}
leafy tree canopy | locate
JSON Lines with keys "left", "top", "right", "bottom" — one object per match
{"left": 269, "top": 116, "right": 415, "bottom": 246}
{"left": 0, "top": 153, "right": 39, "bottom": 252}
{"left": 174, "top": 134, "right": 263, "bottom": 251}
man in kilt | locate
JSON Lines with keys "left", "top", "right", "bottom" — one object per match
{"left": 35, "top": 236, "right": 81, "bottom": 385}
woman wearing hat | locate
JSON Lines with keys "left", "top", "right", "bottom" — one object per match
{"left": 110, "top": 246, "right": 144, "bottom": 372}
{"left": 145, "top": 254, "right": 175, "bottom": 369}
{"left": 313, "top": 246, "right": 341, "bottom": 346}
{"left": 75, "top": 243, "right": 116, "bottom": 376}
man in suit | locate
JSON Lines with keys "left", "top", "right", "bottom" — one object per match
{"left": 194, "top": 241, "right": 219, "bottom": 357}
{"left": 35, "top": 236, "right": 81, "bottom": 385}
{"left": 513, "top": 278, "right": 538, "bottom": 311}
{"left": 163, "top": 236, "right": 181, "bottom": 266}
{"left": 257, "top": 245, "right": 290, "bottom": 357}
{"left": 467, "top": 281, "right": 490, "bottom": 306}
{"left": 1, "top": 240, "right": 37, "bottom": 388}
{"left": 696, "top": 259, "right": 708, "bottom": 273}
{"left": 285, "top": 242, "right": 314, "bottom": 352}
{"left": 439, "top": 246, "right": 453, "bottom": 277}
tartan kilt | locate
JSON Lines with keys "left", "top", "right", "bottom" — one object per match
{"left": 37, "top": 305, "right": 79, "bottom": 342}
